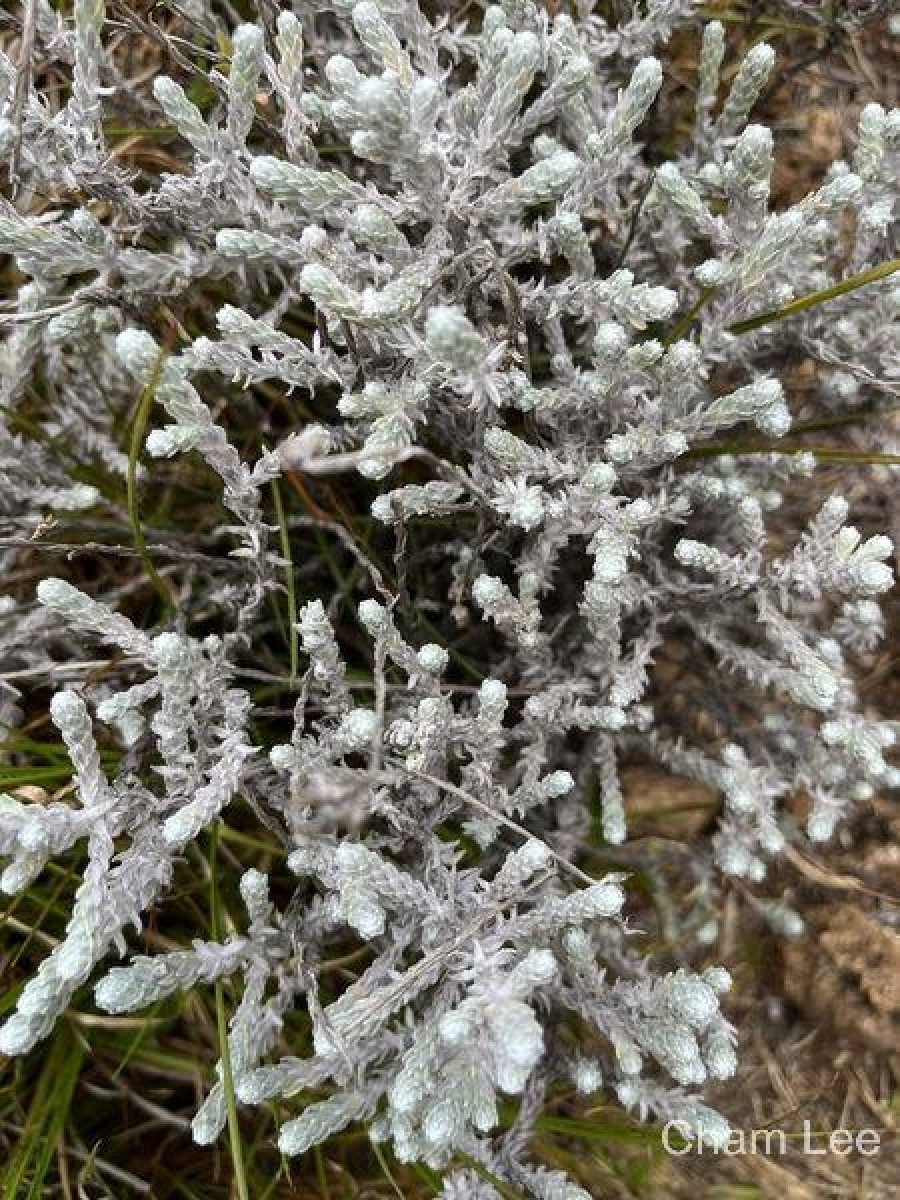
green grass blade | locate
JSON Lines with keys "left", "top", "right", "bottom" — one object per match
{"left": 208, "top": 823, "right": 251, "bottom": 1200}
{"left": 686, "top": 443, "right": 900, "bottom": 465}
{"left": 126, "top": 342, "right": 175, "bottom": 609}
{"left": 454, "top": 1153, "right": 526, "bottom": 1200}
{"left": 536, "top": 1112, "right": 668, "bottom": 1146}
{"left": 662, "top": 286, "right": 716, "bottom": 347}
{"left": 271, "top": 479, "right": 299, "bottom": 683}
{"left": 371, "top": 1141, "right": 406, "bottom": 1199}
{"left": 728, "top": 258, "right": 900, "bottom": 335}
{"left": 2, "top": 1026, "right": 83, "bottom": 1200}
{"left": 411, "top": 1163, "right": 442, "bottom": 1194}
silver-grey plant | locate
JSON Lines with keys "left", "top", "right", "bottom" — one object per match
{"left": 0, "top": 1, "right": 896, "bottom": 1194}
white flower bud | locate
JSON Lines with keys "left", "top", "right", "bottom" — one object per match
{"left": 719, "top": 43, "right": 774, "bottom": 132}
{"left": 668, "top": 974, "right": 719, "bottom": 1026}
{"left": 573, "top": 1058, "right": 603, "bottom": 1094}
{"left": 425, "top": 306, "right": 486, "bottom": 369}
{"left": 337, "top": 708, "right": 377, "bottom": 751}
{"left": 416, "top": 644, "right": 449, "bottom": 674}
{"left": 359, "top": 598, "right": 389, "bottom": 634}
